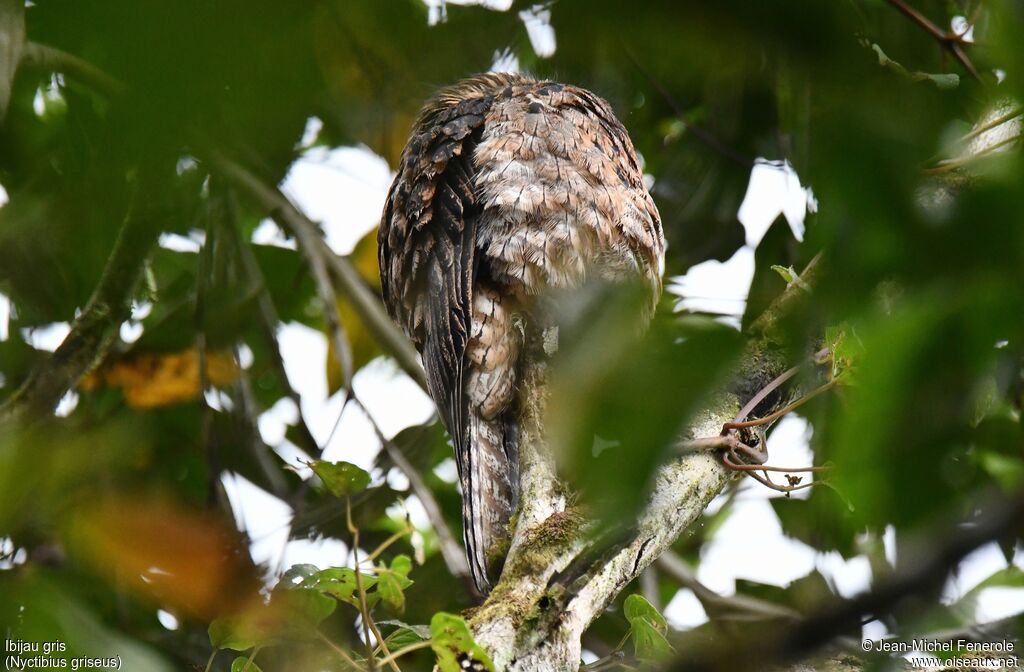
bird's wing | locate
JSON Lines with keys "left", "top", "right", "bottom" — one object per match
{"left": 378, "top": 94, "right": 495, "bottom": 457}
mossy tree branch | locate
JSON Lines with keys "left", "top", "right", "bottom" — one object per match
{"left": 0, "top": 205, "right": 160, "bottom": 425}
{"left": 468, "top": 270, "right": 814, "bottom": 671}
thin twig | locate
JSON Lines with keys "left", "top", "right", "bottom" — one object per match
{"left": 202, "top": 649, "right": 217, "bottom": 672}
{"left": 20, "top": 41, "right": 126, "bottom": 97}
{"left": 347, "top": 500, "right": 386, "bottom": 672}
{"left": 729, "top": 365, "right": 800, "bottom": 428}
{"left": 209, "top": 153, "right": 426, "bottom": 391}
{"left": 928, "top": 133, "right": 1021, "bottom": 174}
{"left": 719, "top": 458, "right": 828, "bottom": 474}
{"left": 679, "top": 432, "right": 829, "bottom": 495}
{"left": 239, "top": 645, "right": 263, "bottom": 671}
{"left": 722, "top": 379, "right": 836, "bottom": 432}
{"left": 721, "top": 455, "right": 817, "bottom": 494}
{"left": 230, "top": 189, "right": 323, "bottom": 458}
{"left": 351, "top": 397, "right": 471, "bottom": 582}
{"left": 348, "top": 504, "right": 380, "bottom": 672}
{"left": 956, "top": 105, "right": 1023, "bottom": 146}
{"left": 885, "top": 0, "right": 981, "bottom": 81}
{"left": 221, "top": 156, "right": 357, "bottom": 399}
{"left": 233, "top": 360, "right": 292, "bottom": 499}
{"left": 374, "top": 640, "right": 433, "bottom": 669}
{"left": 196, "top": 200, "right": 223, "bottom": 509}
{"left": 676, "top": 435, "right": 735, "bottom": 453}
{"left": 360, "top": 523, "right": 413, "bottom": 565}
{"left": 656, "top": 551, "right": 801, "bottom": 622}
{"left": 317, "top": 630, "right": 366, "bottom": 672}
{"left": 583, "top": 651, "right": 631, "bottom": 672}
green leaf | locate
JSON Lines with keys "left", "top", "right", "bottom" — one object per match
{"left": 376, "top": 556, "right": 415, "bottom": 612}
{"left": 770, "top": 264, "right": 796, "bottom": 284}
{"left": 430, "top": 612, "right": 494, "bottom": 672}
{"left": 208, "top": 616, "right": 265, "bottom": 652}
{"left": 379, "top": 620, "right": 431, "bottom": 649}
{"left": 309, "top": 460, "right": 371, "bottom": 497}
{"left": 390, "top": 554, "right": 413, "bottom": 577}
{"left": 623, "top": 595, "right": 673, "bottom": 661}
{"left": 623, "top": 594, "right": 667, "bottom": 629}
{"left": 280, "top": 564, "right": 320, "bottom": 587}
{"left": 978, "top": 450, "right": 1024, "bottom": 490}
{"left": 310, "top": 566, "right": 379, "bottom": 608}
{"left": 870, "top": 43, "right": 960, "bottom": 89}
{"left": 550, "top": 283, "right": 743, "bottom": 526}
{"left": 630, "top": 618, "right": 673, "bottom": 661}
{"left": 209, "top": 586, "right": 338, "bottom": 651}
{"left": 282, "top": 587, "right": 337, "bottom": 629}
{"left": 230, "top": 656, "right": 265, "bottom": 672}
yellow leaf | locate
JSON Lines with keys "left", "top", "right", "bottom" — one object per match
{"left": 81, "top": 349, "right": 239, "bottom": 408}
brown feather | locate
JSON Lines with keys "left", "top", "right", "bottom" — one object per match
{"left": 378, "top": 73, "right": 664, "bottom": 594}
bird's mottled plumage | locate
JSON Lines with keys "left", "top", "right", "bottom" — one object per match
{"left": 379, "top": 73, "right": 665, "bottom": 593}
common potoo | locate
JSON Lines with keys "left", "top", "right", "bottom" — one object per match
{"left": 378, "top": 73, "right": 665, "bottom": 593}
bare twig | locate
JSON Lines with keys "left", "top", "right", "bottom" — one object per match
{"left": 347, "top": 501, "right": 381, "bottom": 672}
{"left": 20, "top": 41, "right": 125, "bottom": 97}
{"left": 216, "top": 154, "right": 355, "bottom": 397}
{"left": 728, "top": 364, "right": 801, "bottom": 428}
{"left": 343, "top": 497, "right": 406, "bottom": 672}
{"left": 317, "top": 629, "right": 366, "bottom": 672}
{"left": 359, "top": 523, "right": 413, "bottom": 565}
{"left": 209, "top": 154, "right": 427, "bottom": 392}
{"left": 676, "top": 435, "right": 736, "bottom": 453}
{"left": 230, "top": 189, "right": 323, "bottom": 458}
{"left": 238, "top": 645, "right": 263, "bottom": 672}
{"left": 722, "top": 379, "right": 836, "bottom": 433}
{"left": 375, "top": 640, "right": 434, "bottom": 668}
{"left": 679, "top": 433, "right": 826, "bottom": 474}
{"left": 677, "top": 343, "right": 833, "bottom": 493}
{"left": 233, "top": 361, "right": 292, "bottom": 499}
{"left": 928, "top": 133, "right": 1021, "bottom": 174}
{"left": 353, "top": 397, "right": 471, "bottom": 582}
{"left": 956, "top": 105, "right": 1023, "bottom": 146}
{"left": 720, "top": 457, "right": 817, "bottom": 494}
{"left": 656, "top": 551, "right": 800, "bottom": 622}
{"left": 196, "top": 202, "right": 226, "bottom": 510}
{"left": 885, "top": 0, "right": 981, "bottom": 82}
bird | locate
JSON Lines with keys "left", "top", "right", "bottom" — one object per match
{"left": 378, "top": 72, "right": 665, "bottom": 594}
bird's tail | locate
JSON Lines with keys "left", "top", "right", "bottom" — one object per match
{"left": 460, "top": 410, "right": 519, "bottom": 594}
